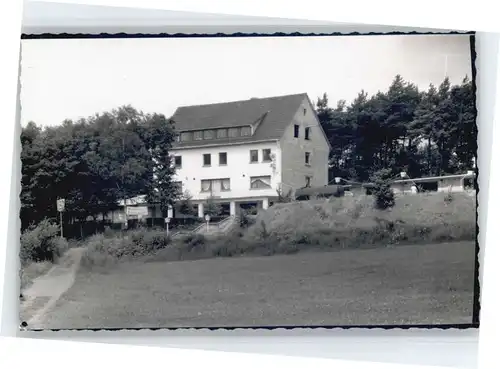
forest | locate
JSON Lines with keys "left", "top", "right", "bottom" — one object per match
{"left": 316, "top": 75, "right": 476, "bottom": 182}
{"left": 20, "top": 74, "right": 477, "bottom": 232}
{"left": 20, "top": 107, "right": 180, "bottom": 231}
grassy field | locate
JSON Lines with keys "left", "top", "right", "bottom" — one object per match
{"left": 33, "top": 240, "right": 476, "bottom": 330}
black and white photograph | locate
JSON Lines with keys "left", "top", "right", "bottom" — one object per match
{"left": 19, "top": 33, "right": 478, "bottom": 330}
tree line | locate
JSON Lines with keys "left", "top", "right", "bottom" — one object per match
{"left": 21, "top": 74, "right": 477, "bottom": 231}
{"left": 21, "top": 106, "right": 180, "bottom": 231}
{"left": 316, "top": 74, "right": 476, "bottom": 182}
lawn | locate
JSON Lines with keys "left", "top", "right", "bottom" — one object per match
{"left": 34, "top": 241, "right": 476, "bottom": 330}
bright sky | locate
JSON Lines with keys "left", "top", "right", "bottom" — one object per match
{"left": 20, "top": 34, "right": 472, "bottom": 127}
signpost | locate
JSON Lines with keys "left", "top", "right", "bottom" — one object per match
{"left": 56, "top": 198, "right": 65, "bottom": 239}
{"left": 400, "top": 172, "right": 408, "bottom": 194}
{"left": 126, "top": 206, "right": 149, "bottom": 217}
{"left": 204, "top": 214, "right": 211, "bottom": 232}
{"left": 165, "top": 217, "right": 171, "bottom": 236}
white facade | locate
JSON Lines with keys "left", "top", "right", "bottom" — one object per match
{"left": 170, "top": 141, "right": 283, "bottom": 216}
{"left": 390, "top": 173, "right": 476, "bottom": 194}
{"left": 167, "top": 94, "right": 331, "bottom": 219}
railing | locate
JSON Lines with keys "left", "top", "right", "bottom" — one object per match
{"left": 216, "top": 215, "right": 235, "bottom": 231}
{"left": 197, "top": 215, "right": 237, "bottom": 235}
{"left": 192, "top": 222, "right": 207, "bottom": 234}
{"left": 170, "top": 215, "right": 239, "bottom": 238}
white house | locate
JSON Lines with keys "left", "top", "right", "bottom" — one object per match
{"left": 169, "top": 93, "right": 331, "bottom": 218}
{"left": 389, "top": 171, "right": 476, "bottom": 194}
{"left": 362, "top": 171, "right": 476, "bottom": 195}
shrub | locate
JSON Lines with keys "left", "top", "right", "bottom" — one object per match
{"left": 444, "top": 189, "right": 454, "bottom": 204}
{"left": 103, "top": 226, "right": 116, "bottom": 238}
{"left": 20, "top": 219, "right": 67, "bottom": 265}
{"left": 20, "top": 261, "right": 53, "bottom": 290}
{"left": 370, "top": 169, "right": 396, "bottom": 210}
{"left": 204, "top": 196, "right": 223, "bottom": 217}
{"left": 81, "top": 228, "right": 173, "bottom": 270}
{"left": 208, "top": 234, "right": 248, "bottom": 257}
{"left": 276, "top": 187, "right": 293, "bottom": 203}
{"left": 258, "top": 220, "right": 270, "bottom": 239}
{"left": 329, "top": 185, "right": 346, "bottom": 198}
{"left": 240, "top": 208, "right": 257, "bottom": 228}
{"left": 181, "top": 233, "right": 206, "bottom": 252}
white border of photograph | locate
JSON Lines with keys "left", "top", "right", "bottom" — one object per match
{"left": 1, "top": 1, "right": 499, "bottom": 369}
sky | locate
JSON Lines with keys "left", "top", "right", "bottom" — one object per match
{"left": 20, "top": 34, "right": 473, "bottom": 127}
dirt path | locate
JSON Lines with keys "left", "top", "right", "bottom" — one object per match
{"left": 20, "top": 247, "right": 85, "bottom": 328}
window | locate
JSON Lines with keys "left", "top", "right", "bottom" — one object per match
{"left": 201, "top": 179, "right": 212, "bottom": 192}
{"left": 203, "top": 130, "right": 215, "bottom": 140}
{"left": 250, "top": 176, "right": 272, "bottom": 189}
{"left": 305, "top": 152, "right": 311, "bottom": 165}
{"left": 220, "top": 178, "right": 231, "bottom": 191}
{"left": 173, "top": 181, "right": 183, "bottom": 192}
{"left": 203, "top": 153, "right": 211, "bottom": 166}
{"left": 262, "top": 149, "right": 272, "bottom": 162}
{"left": 305, "top": 176, "right": 311, "bottom": 187}
{"left": 201, "top": 178, "right": 230, "bottom": 193}
{"left": 294, "top": 124, "right": 300, "bottom": 138}
{"left": 219, "top": 152, "right": 227, "bottom": 165}
{"left": 250, "top": 149, "right": 259, "bottom": 163}
{"left": 303, "top": 108, "right": 307, "bottom": 115}
{"left": 305, "top": 127, "right": 311, "bottom": 140}
{"left": 180, "top": 132, "right": 192, "bottom": 142}
{"left": 228, "top": 128, "right": 239, "bottom": 138}
{"left": 420, "top": 181, "right": 438, "bottom": 192}
{"left": 217, "top": 128, "right": 227, "bottom": 139}
{"left": 193, "top": 131, "right": 203, "bottom": 140}
{"left": 174, "top": 155, "right": 182, "bottom": 168}
{"left": 241, "top": 126, "right": 251, "bottom": 136}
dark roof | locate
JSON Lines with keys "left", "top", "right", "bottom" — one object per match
{"left": 171, "top": 93, "right": 308, "bottom": 148}
{"left": 362, "top": 172, "right": 476, "bottom": 188}
{"left": 295, "top": 185, "right": 347, "bottom": 197}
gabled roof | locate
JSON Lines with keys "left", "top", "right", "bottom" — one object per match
{"left": 362, "top": 172, "right": 476, "bottom": 188}
{"left": 295, "top": 184, "right": 347, "bottom": 198}
{"left": 171, "top": 93, "right": 308, "bottom": 148}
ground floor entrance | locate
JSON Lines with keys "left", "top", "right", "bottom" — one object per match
{"left": 195, "top": 197, "right": 272, "bottom": 218}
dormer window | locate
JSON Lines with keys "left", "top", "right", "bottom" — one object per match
{"left": 180, "top": 132, "right": 192, "bottom": 142}
{"left": 193, "top": 131, "right": 203, "bottom": 140}
{"left": 228, "top": 128, "right": 239, "bottom": 138}
{"left": 241, "top": 126, "right": 251, "bottom": 136}
{"left": 203, "top": 130, "right": 214, "bottom": 140}
{"left": 217, "top": 128, "right": 227, "bottom": 138}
